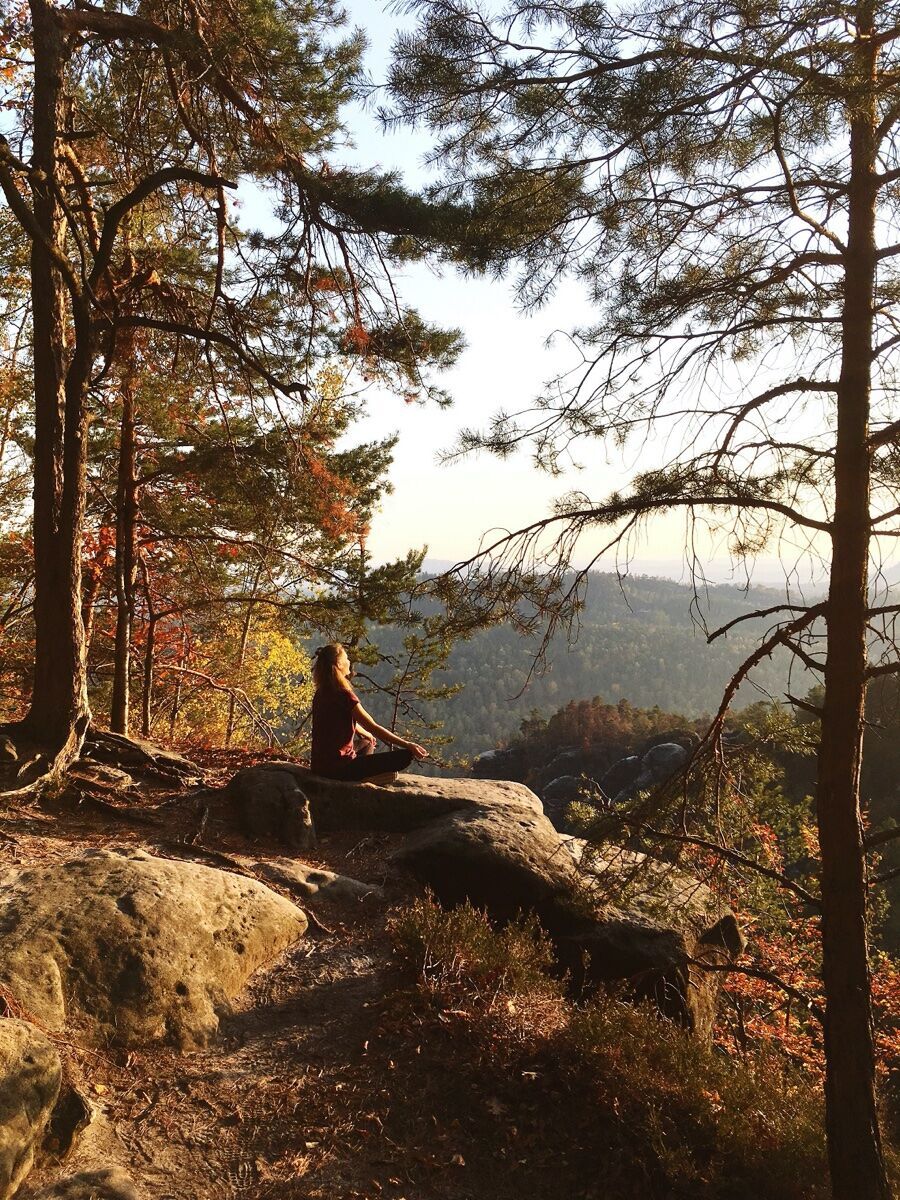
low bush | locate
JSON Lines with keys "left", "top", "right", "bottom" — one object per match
{"left": 389, "top": 894, "right": 831, "bottom": 1199}
{"left": 390, "top": 894, "right": 562, "bottom": 1012}
{"left": 567, "top": 1000, "right": 826, "bottom": 1198}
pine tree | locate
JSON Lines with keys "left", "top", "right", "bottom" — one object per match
{"left": 387, "top": 2, "right": 900, "bottom": 1194}
{"left": 0, "top": 0, "right": 461, "bottom": 768}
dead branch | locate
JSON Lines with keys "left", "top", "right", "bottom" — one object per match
{"left": 688, "top": 956, "right": 824, "bottom": 1023}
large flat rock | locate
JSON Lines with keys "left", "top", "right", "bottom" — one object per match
{"left": 0, "top": 849, "right": 307, "bottom": 1049}
{"left": 226, "top": 766, "right": 743, "bottom": 1037}
{"left": 230, "top": 763, "right": 541, "bottom": 831}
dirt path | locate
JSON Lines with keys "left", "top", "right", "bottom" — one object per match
{"left": 2, "top": 783, "right": 603, "bottom": 1200}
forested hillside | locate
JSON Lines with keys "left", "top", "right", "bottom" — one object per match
{"left": 368, "top": 573, "right": 815, "bottom": 759}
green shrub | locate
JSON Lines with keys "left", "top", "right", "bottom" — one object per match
{"left": 568, "top": 1000, "right": 827, "bottom": 1198}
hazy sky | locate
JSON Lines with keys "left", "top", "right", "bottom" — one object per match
{"left": 336, "top": 1, "right": 723, "bottom": 579}
{"left": 306, "top": 1, "right": 837, "bottom": 590}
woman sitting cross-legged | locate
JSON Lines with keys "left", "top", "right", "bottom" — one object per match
{"left": 310, "top": 643, "right": 427, "bottom": 785}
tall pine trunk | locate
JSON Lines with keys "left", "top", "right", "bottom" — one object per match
{"left": 141, "top": 558, "right": 157, "bottom": 739}
{"left": 816, "top": 15, "right": 889, "bottom": 1196}
{"left": 225, "top": 563, "right": 263, "bottom": 747}
{"left": 224, "top": 604, "right": 253, "bottom": 748}
{"left": 111, "top": 373, "right": 137, "bottom": 734}
{"left": 23, "top": 0, "right": 91, "bottom": 763}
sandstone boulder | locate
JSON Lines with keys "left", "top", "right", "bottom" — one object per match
{"left": 252, "top": 858, "right": 381, "bottom": 902}
{"left": 394, "top": 792, "right": 579, "bottom": 924}
{"left": 556, "top": 840, "right": 745, "bottom": 1037}
{"left": 245, "top": 765, "right": 539, "bottom": 830}
{"left": 226, "top": 767, "right": 315, "bottom": 851}
{"left": 0, "top": 849, "right": 307, "bottom": 1048}
{"left": 0, "top": 1020, "right": 61, "bottom": 1200}
{"left": 234, "top": 766, "right": 743, "bottom": 1036}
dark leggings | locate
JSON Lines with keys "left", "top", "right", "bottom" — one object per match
{"left": 322, "top": 746, "right": 413, "bottom": 782}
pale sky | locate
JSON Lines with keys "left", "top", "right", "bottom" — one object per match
{"left": 335, "top": 0, "right": 808, "bottom": 587}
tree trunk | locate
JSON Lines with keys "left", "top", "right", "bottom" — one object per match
{"left": 140, "top": 561, "right": 156, "bottom": 739}
{"left": 816, "top": 17, "right": 890, "bottom": 1197}
{"left": 80, "top": 559, "right": 103, "bottom": 654}
{"left": 225, "top": 563, "right": 264, "bottom": 747}
{"left": 224, "top": 604, "right": 253, "bottom": 748}
{"left": 111, "top": 373, "right": 138, "bottom": 734}
{"left": 22, "top": 0, "right": 91, "bottom": 763}
{"left": 168, "top": 628, "right": 187, "bottom": 741}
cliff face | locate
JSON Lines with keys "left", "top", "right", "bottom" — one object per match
{"left": 0, "top": 751, "right": 747, "bottom": 1200}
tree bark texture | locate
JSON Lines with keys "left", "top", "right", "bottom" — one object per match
{"left": 816, "top": 15, "right": 890, "bottom": 1197}
{"left": 23, "top": 0, "right": 91, "bottom": 762}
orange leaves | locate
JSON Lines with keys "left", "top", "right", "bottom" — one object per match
{"left": 342, "top": 321, "right": 371, "bottom": 355}
{"left": 82, "top": 523, "right": 116, "bottom": 565}
{"left": 748, "top": 821, "right": 785, "bottom": 871}
{"left": 300, "top": 447, "right": 362, "bottom": 542}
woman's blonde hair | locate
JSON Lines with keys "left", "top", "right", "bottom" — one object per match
{"left": 312, "top": 643, "right": 354, "bottom": 695}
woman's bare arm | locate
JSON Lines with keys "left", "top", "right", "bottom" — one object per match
{"left": 353, "top": 703, "right": 427, "bottom": 758}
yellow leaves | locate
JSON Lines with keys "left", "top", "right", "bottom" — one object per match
{"left": 315, "top": 363, "right": 345, "bottom": 403}
{"left": 161, "top": 613, "right": 313, "bottom": 747}
{"left": 243, "top": 626, "right": 314, "bottom": 721}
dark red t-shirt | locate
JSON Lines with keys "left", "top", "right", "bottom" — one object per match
{"left": 311, "top": 686, "right": 359, "bottom": 774}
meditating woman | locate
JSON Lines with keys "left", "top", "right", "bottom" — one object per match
{"left": 310, "top": 643, "right": 427, "bottom": 783}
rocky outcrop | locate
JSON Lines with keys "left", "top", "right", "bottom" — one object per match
{"left": 0, "top": 849, "right": 307, "bottom": 1048}
{"left": 471, "top": 746, "right": 523, "bottom": 779}
{"left": 227, "top": 766, "right": 315, "bottom": 851}
{"left": 556, "top": 840, "right": 744, "bottom": 1037}
{"left": 231, "top": 763, "right": 474, "bottom": 833}
{"left": 230, "top": 764, "right": 743, "bottom": 1037}
{"left": 0, "top": 1020, "right": 61, "bottom": 1200}
{"left": 392, "top": 785, "right": 579, "bottom": 924}
{"left": 252, "top": 858, "right": 381, "bottom": 902}
{"left": 607, "top": 738, "right": 697, "bottom": 805}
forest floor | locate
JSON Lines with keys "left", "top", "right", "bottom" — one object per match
{"left": 2, "top": 750, "right": 617, "bottom": 1200}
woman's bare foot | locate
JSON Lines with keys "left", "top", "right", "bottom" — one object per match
{"left": 365, "top": 772, "right": 399, "bottom": 786}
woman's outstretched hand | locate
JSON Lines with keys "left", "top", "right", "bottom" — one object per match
{"left": 407, "top": 742, "right": 428, "bottom": 760}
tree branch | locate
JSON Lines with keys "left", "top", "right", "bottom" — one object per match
{"left": 105, "top": 315, "right": 307, "bottom": 399}
{"left": 90, "top": 168, "right": 236, "bottom": 287}
{"left": 708, "top": 602, "right": 819, "bottom": 643}
{"left": 688, "top": 956, "right": 824, "bottom": 1023}
{"left": 863, "top": 826, "right": 900, "bottom": 852}
{"left": 632, "top": 822, "right": 822, "bottom": 909}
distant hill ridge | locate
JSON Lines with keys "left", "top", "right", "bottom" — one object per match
{"left": 373, "top": 572, "right": 817, "bottom": 759}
